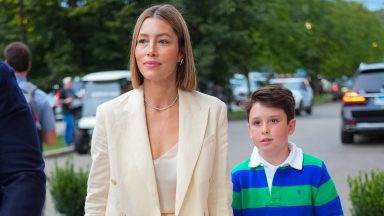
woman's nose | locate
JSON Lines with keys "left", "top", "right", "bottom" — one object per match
{"left": 146, "top": 41, "right": 157, "bottom": 57}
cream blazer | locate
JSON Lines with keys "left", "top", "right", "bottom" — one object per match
{"left": 85, "top": 87, "right": 233, "bottom": 216}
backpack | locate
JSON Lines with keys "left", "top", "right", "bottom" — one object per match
{"left": 20, "top": 82, "right": 43, "bottom": 143}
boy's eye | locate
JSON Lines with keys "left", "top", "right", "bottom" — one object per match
{"left": 252, "top": 121, "right": 261, "bottom": 126}
{"left": 271, "top": 118, "right": 280, "bottom": 124}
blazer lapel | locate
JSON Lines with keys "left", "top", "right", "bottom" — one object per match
{"left": 116, "top": 88, "right": 160, "bottom": 212}
{"left": 175, "top": 90, "right": 208, "bottom": 214}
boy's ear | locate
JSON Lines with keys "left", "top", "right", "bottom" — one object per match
{"left": 248, "top": 123, "right": 252, "bottom": 138}
{"left": 288, "top": 118, "right": 296, "bottom": 135}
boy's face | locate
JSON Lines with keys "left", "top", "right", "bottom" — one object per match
{"left": 248, "top": 102, "right": 296, "bottom": 159}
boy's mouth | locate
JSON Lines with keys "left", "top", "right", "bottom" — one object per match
{"left": 260, "top": 138, "right": 273, "bottom": 143}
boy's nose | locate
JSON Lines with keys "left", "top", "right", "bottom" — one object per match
{"left": 262, "top": 125, "right": 270, "bottom": 134}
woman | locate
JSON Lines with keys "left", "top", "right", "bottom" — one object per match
{"left": 85, "top": 4, "right": 232, "bottom": 216}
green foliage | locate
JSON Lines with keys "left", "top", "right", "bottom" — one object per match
{"left": 1, "top": 0, "right": 384, "bottom": 90}
{"left": 228, "top": 110, "right": 247, "bottom": 120}
{"left": 43, "top": 136, "right": 66, "bottom": 152}
{"left": 49, "top": 158, "right": 88, "bottom": 216}
{"left": 348, "top": 170, "right": 384, "bottom": 216}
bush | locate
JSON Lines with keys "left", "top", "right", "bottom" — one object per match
{"left": 348, "top": 169, "right": 384, "bottom": 216}
{"left": 49, "top": 158, "right": 88, "bottom": 216}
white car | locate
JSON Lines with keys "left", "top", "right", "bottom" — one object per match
{"left": 269, "top": 77, "right": 314, "bottom": 115}
{"left": 74, "top": 70, "right": 132, "bottom": 154}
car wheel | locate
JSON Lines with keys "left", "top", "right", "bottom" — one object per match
{"left": 341, "top": 131, "right": 354, "bottom": 144}
{"left": 74, "top": 129, "right": 90, "bottom": 154}
{"left": 295, "top": 101, "right": 303, "bottom": 116}
{"left": 306, "top": 105, "right": 312, "bottom": 115}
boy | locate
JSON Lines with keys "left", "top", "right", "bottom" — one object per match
{"left": 231, "top": 85, "right": 343, "bottom": 215}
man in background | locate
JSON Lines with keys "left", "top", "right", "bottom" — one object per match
{"left": 59, "top": 76, "right": 78, "bottom": 145}
{"left": 0, "top": 60, "right": 46, "bottom": 215}
{"left": 4, "top": 41, "right": 57, "bottom": 147}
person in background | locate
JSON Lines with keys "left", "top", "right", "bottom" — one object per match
{"left": 85, "top": 4, "right": 232, "bottom": 216}
{"left": 231, "top": 85, "right": 343, "bottom": 216}
{"left": 3, "top": 41, "right": 57, "bottom": 148}
{"left": 59, "top": 76, "right": 77, "bottom": 145}
{"left": 0, "top": 60, "right": 46, "bottom": 215}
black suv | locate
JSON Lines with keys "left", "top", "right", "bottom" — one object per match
{"left": 341, "top": 63, "right": 384, "bottom": 143}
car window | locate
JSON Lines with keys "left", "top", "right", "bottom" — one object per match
{"left": 82, "top": 81, "right": 121, "bottom": 116}
{"left": 280, "top": 82, "right": 302, "bottom": 90}
{"left": 354, "top": 71, "right": 384, "bottom": 93}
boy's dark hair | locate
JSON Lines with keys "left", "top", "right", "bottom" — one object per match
{"left": 245, "top": 84, "right": 295, "bottom": 123}
{"left": 4, "top": 41, "right": 31, "bottom": 72}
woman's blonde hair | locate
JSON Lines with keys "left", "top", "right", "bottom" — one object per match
{"left": 129, "top": 4, "right": 197, "bottom": 91}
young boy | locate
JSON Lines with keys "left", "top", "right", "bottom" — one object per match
{"left": 231, "top": 85, "right": 343, "bottom": 216}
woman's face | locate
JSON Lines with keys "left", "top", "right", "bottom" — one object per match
{"left": 135, "top": 17, "right": 183, "bottom": 84}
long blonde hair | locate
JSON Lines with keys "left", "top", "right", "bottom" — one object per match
{"left": 129, "top": 4, "right": 197, "bottom": 91}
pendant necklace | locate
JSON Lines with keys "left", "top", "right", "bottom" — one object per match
{"left": 144, "top": 95, "right": 179, "bottom": 111}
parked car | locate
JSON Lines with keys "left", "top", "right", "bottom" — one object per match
{"left": 269, "top": 77, "right": 314, "bottom": 115}
{"left": 74, "top": 70, "right": 132, "bottom": 154}
{"left": 229, "top": 73, "right": 249, "bottom": 104}
{"left": 331, "top": 76, "right": 352, "bottom": 101}
{"left": 341, "top": 63, "right": 384, "bottom": 144}
{"left": 229, "top": 72, "right": 270, "bottom": 105}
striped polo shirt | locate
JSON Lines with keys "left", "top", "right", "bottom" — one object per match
{"left": 231, "top": 144, "right": 344, "bottom": 216}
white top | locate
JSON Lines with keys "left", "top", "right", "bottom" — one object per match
{"left": 248, "top": 141, "right": 303, "bottom": 193}
{"left": 153, "top": 144, "right": 178, "bottom": 213}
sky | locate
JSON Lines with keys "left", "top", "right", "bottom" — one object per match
{"left": 354, "top": 0, "right": 384, "bottom": 11}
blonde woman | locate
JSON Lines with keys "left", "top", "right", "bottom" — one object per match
{"left": 85, "top": 4, "right": 233, "bottom": 216}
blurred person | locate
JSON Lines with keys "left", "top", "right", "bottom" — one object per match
{"left": 85, "top": 4, "right": 232, "bottom": 216}
{"left": 3, "top": 41, "right": 57, "bottom": 148}
{"left": 0, "top": 60, "right": 46, "bottom": 215}
{"left": 231, "top": 85, "right": 343, "bottom": 215}
{"left": 59, "top": 76, "right": 77, "bottom": 145}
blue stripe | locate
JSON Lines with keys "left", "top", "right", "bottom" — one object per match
{"left": 273, "top": 164, "right": 330, "bottom": 187}
{"left": 232, "top": 169, "right": 268, "bottom": 191}
{"left": 315, "top": 197, "right": 344, "bottom": 215}
{"left": 232, "top": 164, "right": 331, "bottom": 191}
{"left": 235, "top": 205, "right": 316, "bottom": 215}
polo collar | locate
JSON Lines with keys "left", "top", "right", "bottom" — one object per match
{"left": 248, "top": 141, "right": 303, "bottom": 170}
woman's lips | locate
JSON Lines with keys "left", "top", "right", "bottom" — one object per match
{"left": 144, "top": 61, "right": 160, "bottom": 68}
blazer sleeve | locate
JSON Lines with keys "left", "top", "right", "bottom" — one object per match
{"left": 0, "top": 61, "right": 46, "bottom": 216}
{"left": 85, "top": 105, "right": 110, "bottom": 215}
{"left": 208, "top": 102, "right": 233, "bottom": 215}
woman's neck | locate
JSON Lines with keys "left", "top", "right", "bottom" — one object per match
{"left": 143, "top": 82, "right": 178, "bottom": 107}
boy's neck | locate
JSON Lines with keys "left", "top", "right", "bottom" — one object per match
{"left": 260, "top": 146, "right": 290, "bottom": 166}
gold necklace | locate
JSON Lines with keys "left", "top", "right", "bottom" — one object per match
{"left": 144, "top": 95, "right": 178, "bottom": 111}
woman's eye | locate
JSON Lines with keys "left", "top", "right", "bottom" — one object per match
{"left": 137, "top": 39, "right": 148, "bottom": 44}
{"left": 253, "top": 121, "right": 261, "bottom": 126}
{"left": 158, "top": 39, "right": 169, "bottom": 44}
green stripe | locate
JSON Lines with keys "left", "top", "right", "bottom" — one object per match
{"left": 270, "top": 185, "right": 314, "bottom": 207}
{"left": 314, "top": 179, "right": 339, "bottom": 206}
{"left": 303, "top": 154, "right": 322, "bottom": 168}
{"left": 239, "top": 187, "right": 271, "bottom": 208}
{"left": 237, "top": 184, "right": 337, "bottom": 208}
{"left": 231, "top": 159, "right": 251, "bottom": 173}
{"left": 231, "top": 159, "right": 265, "bottom": 173}
{"left": 240, "top": 186, "right": 313, "bottom": 208}
{"left": 232, "top": 191, "right": 242, "bottom": 209}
